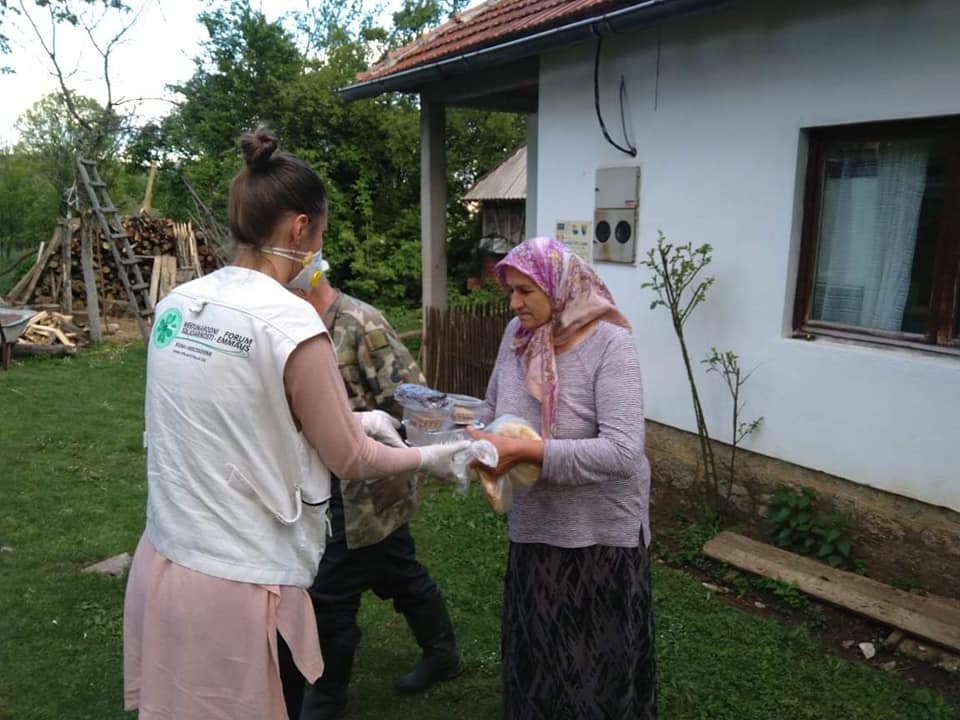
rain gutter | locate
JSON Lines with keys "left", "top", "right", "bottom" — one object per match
{"left": 340, "top": 0, "right": 737, "bottom": 101}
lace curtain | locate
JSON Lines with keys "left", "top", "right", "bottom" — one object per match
{"left": 812, "top": 139, "right": 929, "bottom": 331}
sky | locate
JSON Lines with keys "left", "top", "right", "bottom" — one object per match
{"left": 0, "top": 0, "right": 397, "bottom": 146}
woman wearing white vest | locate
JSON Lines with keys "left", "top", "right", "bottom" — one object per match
{"left": 123, "top": 128, "right": 468, "bottom": 720}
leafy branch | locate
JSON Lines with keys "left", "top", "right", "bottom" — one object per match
{"left": 703, "top": 347, "right": 763, "bottom": 505}
{"left": 641, "top": 231, "right": 720, "bottom": 516}
{"left": 643, "top": 232, "right": 765, "bottom": 519}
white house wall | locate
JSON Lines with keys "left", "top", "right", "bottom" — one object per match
{"left": 535, "top": 0, "right": 960, "bottom": 511}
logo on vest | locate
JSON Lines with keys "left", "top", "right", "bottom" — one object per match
{"left": 153, "top": 309, "right": 182, "bottom": 349}
{"left": 153, "top": 306, "right": 254, "bottom": 361}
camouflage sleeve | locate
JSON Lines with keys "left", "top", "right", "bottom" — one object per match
{"left": 356, "top": 312, "right": 426, "bottom": 420}
{"left": 329, "top": 312, "right": 370, "bottom": 413}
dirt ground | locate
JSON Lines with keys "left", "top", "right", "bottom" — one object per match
{"left": 651, "top": 506, "right": 960, "bottom": 706}
{"left": 104, "top": 315, "right": 146, "bottom": 342}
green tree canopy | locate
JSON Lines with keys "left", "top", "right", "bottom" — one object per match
{"left": 4, "top": 0, "right": 526, "bottom": 310}
{"left": 15, "top": 92, "right": 122, "bottom": 209}
{"left": 0, "top": 146, "right": 59, "bottom": 257}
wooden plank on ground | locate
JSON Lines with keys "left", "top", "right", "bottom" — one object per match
{"left": 703, "top": 531, "right": 960, "bottom": 653}
{"left": 12, "top": 343, "right": 75, "bottom": 358}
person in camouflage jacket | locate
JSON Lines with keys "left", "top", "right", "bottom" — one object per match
{"left": 324, "top": 288, "right": 424, "bottom": 551}
{"left": 298, "top": 278, "right": 462, "bottom": 720}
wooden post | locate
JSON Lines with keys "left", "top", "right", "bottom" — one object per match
{"left": 420, "top": 98, "right": 447, "bottom": 311}
{"left": 420, "top": 98, "right": 447, "bottom": 382}
{"left": 81, "top": 222, "right": 103, "bottom": 343}
{"left": 61, "top": 223, "right": 72, "bottom": 313}
{"left": 189, "top": 225, "right": 203, "bottom": 278}
{"left": 149, "top": 255, "right": 161, "bottom": 307}
{"left": 142, "top": 161, "right": 157, "bottom": 214}
{"left": 525, "top": 113, "right": 538, "bottom": 240}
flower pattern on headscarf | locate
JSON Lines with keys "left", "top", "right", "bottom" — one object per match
{"left": 496, "top": 237, "right": 631, "bottom": 438}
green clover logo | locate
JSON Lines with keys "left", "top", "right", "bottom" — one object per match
{"left": 153, "top": 308, "right": 182, "bottom": 349}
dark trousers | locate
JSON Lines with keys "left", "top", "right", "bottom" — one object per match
{"left": 311, "top": 480, "right": 440, "bottom": 650}
{"left": 280, "top": 480, "right": 440, "bottom": 715}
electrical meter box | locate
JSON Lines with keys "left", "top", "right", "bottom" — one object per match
{"left": 593, "top": 165, "right": 640, "bottom": 264}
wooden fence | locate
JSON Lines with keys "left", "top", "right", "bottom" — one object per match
{"left": 424, "top": 303, "right": 513, "bottom": 398}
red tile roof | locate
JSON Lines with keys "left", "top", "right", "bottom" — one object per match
{"left": 358, "top": 0, "right": 628, "bottom": 82}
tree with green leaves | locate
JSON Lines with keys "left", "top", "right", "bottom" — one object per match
{"left": 151, "top": 0, "right": 524, "bottom": 314}
{"left": 0, "top": 146, "right": 59, "bottom": 262}
{"left": 15, "top": 93, "right": 121, "bottom": 211}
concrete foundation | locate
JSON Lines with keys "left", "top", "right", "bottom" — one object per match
{"left": 647, "top": 421, "right": 960, "bottom": 599}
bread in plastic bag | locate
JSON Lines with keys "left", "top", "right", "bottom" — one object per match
{"left": 476, "top": 414, "right": 542, "bottom": 514}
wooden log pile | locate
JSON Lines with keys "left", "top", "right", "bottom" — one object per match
{"left": 6, "top": 216, "right": 220, "bottom": 314}
{"left": 14, "top": 310, "right": 83, "bottom": 357}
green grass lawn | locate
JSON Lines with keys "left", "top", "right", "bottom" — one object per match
{"left": 1, "top": 344, "right": 958, "bottom": 720}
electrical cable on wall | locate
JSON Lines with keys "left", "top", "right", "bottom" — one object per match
{"left": 594, "top": 38, "right": 637, "bottom": 157}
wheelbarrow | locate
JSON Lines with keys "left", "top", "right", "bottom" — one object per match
{"left": 0, "top": 308, "right": 38, "bottom": 370}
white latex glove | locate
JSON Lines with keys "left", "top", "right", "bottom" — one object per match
{"left": 359, "top": 410, "right": 405, "bottom": 448}
{"left": 417, "top": 441, "right": 473, "bottom": 479}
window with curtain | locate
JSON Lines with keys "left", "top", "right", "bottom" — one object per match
{"left": 795, "top": 117, "right": 960, "bottom": 352}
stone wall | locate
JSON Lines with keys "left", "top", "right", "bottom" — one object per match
{"left": 646, "top": 421, "right": 960, "bottom": 598}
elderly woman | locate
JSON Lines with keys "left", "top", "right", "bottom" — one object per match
{"left": 469, "top": 237, "right": 656, "bottom": 720}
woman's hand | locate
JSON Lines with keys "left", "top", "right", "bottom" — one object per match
{"left": 360, "top": 410, "right": 405, "bottom": 448}
{"left": 466, "top": 426, "right": 543, "bottom": 477}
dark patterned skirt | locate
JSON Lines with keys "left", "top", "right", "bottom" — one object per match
{"left": 501, "top": 538, "right": 657, "bottom": 720}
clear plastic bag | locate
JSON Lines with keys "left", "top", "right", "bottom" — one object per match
{"left": 450, "top": 440, "right": 498, "bottom": 496}
{"left": 476, "top": 414, "right": 543, "bottom": 514}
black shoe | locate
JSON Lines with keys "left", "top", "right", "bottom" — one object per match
{"left": 300, "top": 644, "right": 354, "bottom": 720}
{"left": 395, "top": 593, "right": 463, "bottom": 695}
{"left": 394, "top": 651, "right": 464, "bottom": 695}
{"left": 300, "top": 691, "right": 348, "bottom": 720}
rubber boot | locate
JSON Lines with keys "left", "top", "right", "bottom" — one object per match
{"left": 300, "top": 645, "right": 354, "bottom": 720}
{"left": 394, "top": 593, "right": 463, "bottom": 695}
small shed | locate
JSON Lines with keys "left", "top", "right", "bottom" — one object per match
{"left": 464, "top": 145, "right": 526, "bottom": 250}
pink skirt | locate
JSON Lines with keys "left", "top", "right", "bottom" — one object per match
{"left": 123, "top": 534, "right": 324, "bottom": 719}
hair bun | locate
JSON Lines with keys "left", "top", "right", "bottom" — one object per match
{"left": 240, "top": 127, "right": 278, "bottom": 171}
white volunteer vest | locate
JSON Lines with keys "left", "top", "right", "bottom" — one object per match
{"left": 144, "top": 266, "right": 330, "bottom": 587}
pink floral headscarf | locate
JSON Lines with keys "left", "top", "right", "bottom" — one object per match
{"left": 496, "top": 237, "right": 631, "bottom": 438}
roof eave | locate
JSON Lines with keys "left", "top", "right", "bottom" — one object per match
{"left": 340, "top": 0, "right": 737, "bottom": 102}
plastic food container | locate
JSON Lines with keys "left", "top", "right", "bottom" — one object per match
{"left": 447, "top": 393, "right": 485, "bottom": 425}
{"left": 402, "top": 404, "right": 454, "bottom": 433}
{"left": 396, "top": 383, "right": 455, "bottom": 432}
{"left": 403, "top": 423, "right": 467, "bottom": 447}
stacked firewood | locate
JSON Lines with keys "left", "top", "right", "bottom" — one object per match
{"left": 13, "top": 216, "right": 220, "bottom": 311}
{"left": 17, "top": 311, "right": 84, "bottom": 355}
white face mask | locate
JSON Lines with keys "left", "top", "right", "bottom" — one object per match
{"left": 261, "top": 246, "right": 329, "bottom": 290}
